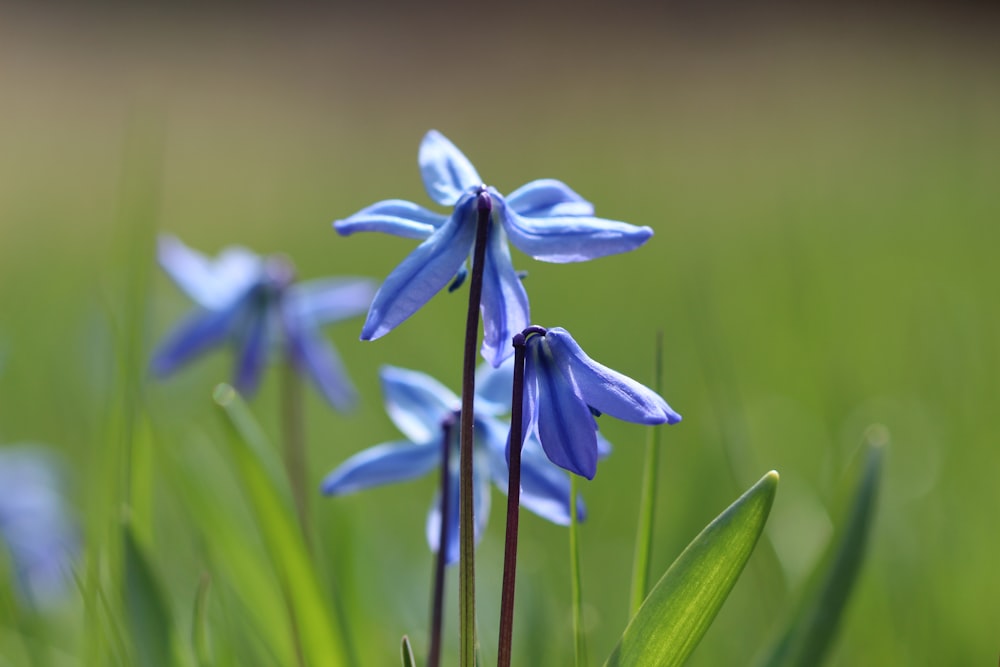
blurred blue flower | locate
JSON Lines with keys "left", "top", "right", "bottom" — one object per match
{"left": 0, "top": 446, "right": 78, "bottom": 608}
{"left": 335, "top": 130, "right": 654, "bottom": 367}
{"left": 151, "top": 235, "right": 377, "bottom": 409}
{"left": 520, "top": 326, "right": 681, "bottom": 480}
{"left": 321, "top": 361, "right": 597, "bottom": 565}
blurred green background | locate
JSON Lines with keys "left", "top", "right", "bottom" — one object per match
{"left": 1, "top": 4, "right": 997, "bottom": 665}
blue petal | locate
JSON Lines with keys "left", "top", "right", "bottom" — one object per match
{"left": 321, "top": 440, "right": 440, "bottom": 495}
{"left": 528, "top": 338, "right": 600, "bottom": 479}
{"left": 546, "top": 327, "right": 681, "bottom": 425}
{"left": 158, "top": 235, "right": 261, "bottom": 309}
{"left": 506, "top": 179, "right": 595, "bottom": 218}
{"left": 380, "top": 366, "right": 458, "bottom": 444}
{"left": 286, "top": 277, "right": 378, "bottom": 324}
{"left": 419, "top": 130, "right": 482, "bottom": 206}
{"left": 150, "top": 296, "right": 250, "bottom": 377}
{"left": 474, "top": 358, "right": 515, "bottom": 415}
{"left": 284, "top": 312, "right": 357, "bottom": 411}
{"left": 519, "top": 439, "right": 586, "bottom": 524}
{"left": 334, "top": 200, "right": 447, "bottom": 240}
{"left": 479, "top": 223, "right": 530, "bottom": 368}
{"left": 497, "top": 198, "right": 654, "bottom": 263}
{"left": 360, "top": 194, "right": 478, "bottom": 340}
{"left": 232, "top": 307, "right": 270, "bottom": 397}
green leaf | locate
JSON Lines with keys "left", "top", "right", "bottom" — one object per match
{"left": 606, "top": 470, "right": 779, "bottom": 667}
{"left": 123, "top": 524, "right": 174, "bottom": 667}
{"left": 214, "top": 384, "right": 348, "bottom": 667}
{"left": 401, "top": 635, "right": 417, "bottom": 667}
{"left": 754, "top": 432, "right": 885, "bottom": 667}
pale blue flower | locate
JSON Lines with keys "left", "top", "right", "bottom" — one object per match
{"left": 151, "top": 235, "right": 376, "bottom": 409}
{"left": 0, "top": 446, "right": 78, "bottom": 608}
{"left": 321, "top": 361, "right": 597, "bottom": 564}
{"left": 335, "top": 130, "right": 654, "bottom": 367}
{"left": 520, "top": 326, "right": 681, "bottom": 480}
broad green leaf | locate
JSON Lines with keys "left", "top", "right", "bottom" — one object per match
{"left": 123, "top": 525, "right": 174, "bottom": 667}
{"left": 754, "top": 433, "right": 884, "bottom": 667}
{"left": 606, "top": 470, "right": 779, "bottom": 667}
{"left": 401, "top": 635, "right": 417, "bottom": 667}
{"left": 214, "top": 384, "right": 348, "bottom": 667}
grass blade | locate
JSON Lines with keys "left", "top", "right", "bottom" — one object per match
{"left": 754, "top": 430, "right": 885, "bottom": 667}
{"left": 630, "top": 332, "right": 665, "bottom": 616}
{"left": 192, "top": 573, "right": 213, "bottom": 667}
{"left": 213, "top": 384, "right": 347, "bottom": 667}
{"left": 401, "top": 635, "right": 417, "bottom": 667}
{"left": 606, "top": 470, "right": 779, "bottom": 667}
{"left": 123, "top": 524, "right": 174, "bottom": 667}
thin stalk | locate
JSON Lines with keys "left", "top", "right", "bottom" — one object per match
{"left": 496, "top": 336, "right": 528, "bottom": 667}
{"left": 428, "top": 414, "right": 456, "bottom": 667}
{"left": 459, "top": 190, "right": 492, "bottom": 666}
{"left": 629, "top": 332, "right": 664, "bottom": 615}
{"left": 281, "top": 357, "right": 311, "bottom": 548}
{"left": 570, "top": 475, "right": 587, "bottom": 667}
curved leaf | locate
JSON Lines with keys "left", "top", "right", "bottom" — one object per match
{"left": 214, "top": 384, "right": 348, "bottom": 667}
{"left": 606, "top": 471, "right": 779, "bottom": 667}
{"left": 754, "top": 434, "right": 884, "bottom": 667}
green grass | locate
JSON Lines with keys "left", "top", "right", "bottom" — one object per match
{"left": 0, "top": 10, "right": 997, "bottom": 665}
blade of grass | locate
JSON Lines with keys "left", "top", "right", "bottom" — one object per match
{"left": 629, "top": 332, "right": 665, "bottom": 617}
{"left": 85, "top": 109, "right": 163, "bottom": 666}
{"left": 123, "top": 524, "right": 174, "bottom": 667}
{"left": 569, "top": 475, "right": 587, "bottom": 667}
{"left": 402, "top": 635, "right": 417, "bottom": 667}
{"left": 161, "top": 430, "right": 294, "bottom": 664}
{"left": 606, "top": 471, "right": 779, "bottom": 667}
{"left": 192, "top": 573, "right": 213, "bottom": 667}
{"left": 214, "top": 384, "right": 347, "bottom": 667}
{"left": 754, "top": 430, "right": 885, "bottom": 667}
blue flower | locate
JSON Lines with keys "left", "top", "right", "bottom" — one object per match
{"left": 519, "top": 326, "right": 681, "bottom": 480}
{"left": 335, "top": 130, "right": 654, "bottom": 367}
{"left": 0, "top": 445, "right": 78, "bottom": 608}
{"left": 320, "top": 361, "right": 597, "bottom": 564}
{"left": 151, "top": 235, "right": 377, "bottom": 409}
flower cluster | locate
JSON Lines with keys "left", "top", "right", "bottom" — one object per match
{"left": 152, "top": 235, "right": 376, "bottom": 410}
{"left": 518, "top": 326, "right": 681, "bottom": 479}
{"left": 321, "top": 361, "right": 603, "bottom": 563}
{"left": 335, "top": 130, "right": 654, "bottom": 367}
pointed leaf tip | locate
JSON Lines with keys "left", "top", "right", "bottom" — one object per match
{"left": 606, "top": 470, "right": 778, "bottom": 667}
{"left": 212, "top": 383, "right": 236, "bottom": 405}
{"left": 401, "top": 635, "right": 417, "bottom": 667}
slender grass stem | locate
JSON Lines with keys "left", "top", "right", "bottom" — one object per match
{"left": 281, "top": 357, "right": 311, "bottom": 548}
{"left": 496, "top": 335, "right": 528, "bottom": 667}
{"left": 629, "top": 332, "right": 664, "bottom": 615}
{"left": 570, "top": 475, "right": 587, "bottom": 667}
{"left": 459, "top": 190, "right": 492, "bottom": 666}
{"left": 428, "top": 414, "right": 456, "bottom": 667}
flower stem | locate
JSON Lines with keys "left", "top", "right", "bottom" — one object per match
{"left": 459, "top": 190, "right": 492, "bottom": 666}
{"left": 496, "top": 333, "right": 528, "bottom": 667}
{"left": 281, "top": 356, "right": 311, "bottom": 549}
{"left": 629, "top": 331, "right": 664, "bottom": 615}
{"left": 570, "top": 474, "right": 587, "bottom": 667}
{"left": 428, "top": 414, "right": 456, "bottom": 667}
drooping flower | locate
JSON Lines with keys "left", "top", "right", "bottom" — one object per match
{"left": 320, "top": 361, "right": 601, "bottom": 564}
{"left": 334, "top": 130, "right": 654, "bottom": 367}
{"left": 151, "top": 234, "right": 377, "bottom": 409}
{"left": 519, "top": 326, "right": 681, "bottom": 480}
{"left": 0, "top": 445, "right": 78, "bottom": 608}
